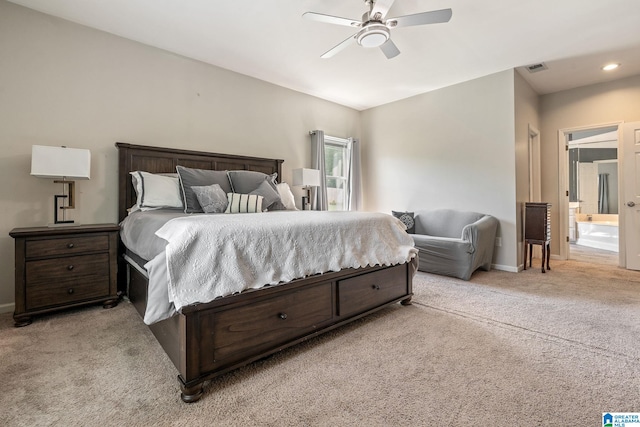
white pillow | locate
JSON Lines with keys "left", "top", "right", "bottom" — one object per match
{"left": 276, "top": 183, "right": 297, "bottom": 210}
{"left": 225, "top": 193, "right": 263, "bottom": 213}
{"left": 130, "top": 171, "right": 183, "bottom": 211}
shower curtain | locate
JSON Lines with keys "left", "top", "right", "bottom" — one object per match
{"left": 598, "top": 173, "right": 609, "bottom": 214}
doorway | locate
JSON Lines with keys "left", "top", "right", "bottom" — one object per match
{"left": 559, "top": 124, "right": 621, "bottom": 266}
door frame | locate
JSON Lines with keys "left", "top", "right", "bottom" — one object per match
{"left": 557, "top": 121, "right": 624, "bottom": 265}
{"left": 528, "top": 125, "right": 541, "bottom": 202}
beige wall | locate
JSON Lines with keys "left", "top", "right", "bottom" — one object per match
{"left": 361, "top": 70, "right": 519, "bottom": 271}
{"left": 514, "top": 71, "right": 541, "bottom": 267}
{"left": 539, "top": 74, "right": 640, "bottom": 255}
{"left": 0, "top": 1, "right": 361, "bottom": 310}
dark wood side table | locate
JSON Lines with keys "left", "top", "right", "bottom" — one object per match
{"left": 10, "top": 224, "right": 120, "bottom": 327}
{"left": 523, "top": 202, "right": 551, "bottom": 273}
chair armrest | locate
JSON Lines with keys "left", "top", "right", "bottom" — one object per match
{"left": 461, "top": 215, "right": 498, "bottom": 253}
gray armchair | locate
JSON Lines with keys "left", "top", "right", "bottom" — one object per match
{"left": 410, "top": 209, "right": 498, "bottom": 280}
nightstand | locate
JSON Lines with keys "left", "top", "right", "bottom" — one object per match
{"left": 10, "top": 224, "right": 120, "bottom": 327}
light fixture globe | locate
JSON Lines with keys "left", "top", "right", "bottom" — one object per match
{"left": 356, "top": 23, "right": 390, "bottom": 48}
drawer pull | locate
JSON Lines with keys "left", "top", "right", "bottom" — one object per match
{"left": 278, "top": 313, "right": 288, "bottom": 320}
{"left": 68, "top": 288, "right": 74, "bottom": 294}
{"left": 371, "top": 284, "right": 380, "bottom": 290}
{"left": 67, "top": 265, "right": 74, "bottom": 271}
{"left": 67, "top": 243, "right": 74, "bottom": 249}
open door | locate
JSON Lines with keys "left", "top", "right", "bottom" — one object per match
{"left": 623, "top": 121, "right": 640, "bottom": 270}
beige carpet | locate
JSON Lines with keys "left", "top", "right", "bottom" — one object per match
{"left": 1, "top": 258, "right": 639, "bottom": 426}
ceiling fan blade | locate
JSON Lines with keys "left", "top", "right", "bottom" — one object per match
{"left": 321, "top": 34, "right": 357, "bottom": 59}
{"left": 370, "top": 0, "right": 396, "bottom": 20}
{"left": 387, "top": 8, "right": 452, "bottom": 28}
{"left": 380, "top": 39, "right": 400, "bottom": 59}
{"left": 303, "top": 12, "right": 361, "bottom": 28}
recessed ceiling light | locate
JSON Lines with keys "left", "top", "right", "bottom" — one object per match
{"left": 602, "top": 63, "right": 620, "bottom": 71}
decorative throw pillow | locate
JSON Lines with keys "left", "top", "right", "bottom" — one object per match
{"left": 249, "top": 179, "right": 282, "bottom": 211}
{"left": 176, "top": 166, "right": 232, "bottom": 213}
{"left": 130, "top": 171, "right": 183, "bottom": 211}
{"left": 276, "top": 183, "right": 297, "bottom": 210}
{"left": 225, "top": 193, "right": 264, "bottom": 213}
{"left": 191, "top": 184, "right": 228, "bottom": 213}
{"left": 392, "top": 210, "right": 415, "bottom": 234}
{"left": 227, "top": 170, "right": 278, "bottom": 194}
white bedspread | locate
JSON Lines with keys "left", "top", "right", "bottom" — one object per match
{"left": 151, "top": 210, "right": 416, "bottom": 322}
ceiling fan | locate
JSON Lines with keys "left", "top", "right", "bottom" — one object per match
{"left": 303, "top": 0, "right": 452, "bottom": 59}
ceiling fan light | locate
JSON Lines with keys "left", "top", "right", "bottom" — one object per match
{"left": 356, "top": 25, "right": 390, "bottom": 48}
{"left": 359, "top": 32, "right": 387, "bottom": 47}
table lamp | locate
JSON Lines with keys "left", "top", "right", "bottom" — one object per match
{"left": 31, "top": 145, "right": 91, "bottom": 225}
{"left": 292, "top": 168, "right": 320, "bottom": 210}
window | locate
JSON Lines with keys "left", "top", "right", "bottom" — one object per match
{"left": 324, "top": 135, "right": 351, "bottom": 211}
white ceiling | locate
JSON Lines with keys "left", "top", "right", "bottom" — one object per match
{"left": 8, "top": 0, "right": 640, "bottom": 110}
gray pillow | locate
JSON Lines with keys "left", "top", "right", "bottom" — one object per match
{"left": 191, "top": 184, "right": 228, "bottom": 213}
{"left": 249, "top": 179, "right": 282, "bottom": 211}
{"left": 392, "top": 211, "right": 415, "bottom": 234}
{"left": 176, "top": 166, "right": 232, "bottom": 213}
{"left": 227, "top": 170, "right": 278, "bottom": 193}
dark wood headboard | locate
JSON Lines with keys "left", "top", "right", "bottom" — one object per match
{"left": 116, "top": 142, "right": 284, "bottom": 223}
{"left": 115, "top": 142, "right": 283, "bottom": 295}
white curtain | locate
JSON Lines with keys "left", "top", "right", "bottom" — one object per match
{"left": 310, "top": 130, "right": 328, "bottom": 211}
{"left": 347, "top": 138, "right": 362, "bottom": 211}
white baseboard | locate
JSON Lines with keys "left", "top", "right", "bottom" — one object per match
{"left": 491, "top": 263, "right": 519, "bottom": 273}
{"left": 0, "top": 303, "right": 15, "bottom": 314}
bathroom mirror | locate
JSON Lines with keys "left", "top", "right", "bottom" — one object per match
{"left": 568, "top": 128, "right": 618, "bottom": 215}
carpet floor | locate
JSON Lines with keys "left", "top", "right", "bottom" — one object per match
{"left": 1, "top": 258, "right": 638, "bottom": 426}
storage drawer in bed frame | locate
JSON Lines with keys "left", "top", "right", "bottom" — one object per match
{"left": 127, "top": 261, "right": 413, "bottom": 402}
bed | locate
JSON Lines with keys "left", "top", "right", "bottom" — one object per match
{"left": 116, "top": 142, "right": 417, "bottom": 403}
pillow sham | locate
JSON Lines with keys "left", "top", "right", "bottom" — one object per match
{"left": 276, "top": 183, "right": 297, "bottom": 210}
{"left": 130, "top": 171, "right": 183, "bottom": 211}
{"left": 176, "top": 166, "right": 232, "bottom": 213}
{"left": 225, "top": 193, "right": 263, "bottom": 213}
{"left": 392, "top": 210, "right": 415, "bottom": 234}
{"left": 191, "top": 184, "right": 228, "bottom": 213}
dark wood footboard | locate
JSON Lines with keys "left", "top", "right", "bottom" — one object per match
{"left": 126, "top": 260, "right": 413, "bottom": 402}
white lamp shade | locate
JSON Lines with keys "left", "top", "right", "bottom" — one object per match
{"left": 31, "top": 145, "right": 91, "bottom": 179}
{"left": 292, "top": 168, "right": 321, "bottom": 187}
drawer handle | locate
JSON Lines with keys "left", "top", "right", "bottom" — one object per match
{"left": 371, "top": 284, "right": 380, "bottom": 290}
{"left": 68, "top": 288, "right": 74, "bottom": 294}
{"left": 67, "top": 243, "right": 74, "bottom": 249}
{"left": 67, "top": 265, "right": 74, "bottom": 271}
{"left": 278, "top": 313, "right": 288, "bottom": 320}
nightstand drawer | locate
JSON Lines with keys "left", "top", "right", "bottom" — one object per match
{"left": 26, "top": 235, "right": 109, "bottom": 259}
{"left": 26, "top": 254, "right": 110, "bottom": 286}
{"left": 26, "top": 278, "right": 110, "bottom": 311}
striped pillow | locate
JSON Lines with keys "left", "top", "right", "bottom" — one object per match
{"left": 225, "top": 193, "right": 264, "bottom": 213}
